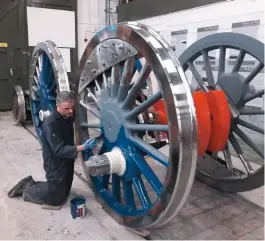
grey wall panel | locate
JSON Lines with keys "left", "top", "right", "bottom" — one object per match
{"left": 117, "top": 0, "right": 227, "bottom": 22}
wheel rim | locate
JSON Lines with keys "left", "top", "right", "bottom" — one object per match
{"left": 12, "top": 85, "right": 26, "bottom": 124}
{"left": 29, "top": 41, "right": 70, "bottom": 142}
{"left": 75, "top": 23, "right": 198, "bottom": 229}
{"left": 179, "top": 32, "right": 264, "bottom": 191}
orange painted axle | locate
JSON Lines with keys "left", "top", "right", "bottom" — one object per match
{"left": 152, "top": 90, "right": 231, "bottom": 156}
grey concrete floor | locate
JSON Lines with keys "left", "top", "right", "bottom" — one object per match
{"left": 0, "top": 111, "right": 264, "bottom": 240}
{"left": 0, "top": 112, "right": 141, "bottom": 240}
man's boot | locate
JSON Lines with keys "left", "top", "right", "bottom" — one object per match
{"left": 7, "top": 176, "right": 34, "bottom": 198}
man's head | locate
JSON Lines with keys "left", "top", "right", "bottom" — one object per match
{"left": 56, "top": 91, "right": 74, "bottom": 118}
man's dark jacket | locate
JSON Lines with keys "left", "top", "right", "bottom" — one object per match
{"left": 42, "top": 110, "right": 78, "bottom": 188}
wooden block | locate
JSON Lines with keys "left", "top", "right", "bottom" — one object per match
{"left": 41, "top": 204, "right": 62, "bottom": 210}
{"left": 123, "top": 227, "right": 151, "bottom": 237}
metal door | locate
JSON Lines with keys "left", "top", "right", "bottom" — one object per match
{"left": 0, "top": 48, "right": 13, "bottom": 110}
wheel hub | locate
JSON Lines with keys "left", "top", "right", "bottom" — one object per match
{"left": 217, "top": 72, "right": 249, "bottom": 106}
{"left": 39, "top": 109, "right": 51, "bottom": 121}
{"left": 100, "top": 102, "right": 124, "bottom": 143}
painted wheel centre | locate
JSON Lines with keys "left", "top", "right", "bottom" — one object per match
{"left": 100, "top": 101, "right": 140, "bottom": 182}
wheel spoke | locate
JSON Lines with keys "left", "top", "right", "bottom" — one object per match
{"left": 244, "top": 62, "right": 264, "bottom": 85}
{"left": 79, "top": 100, "right": 100, "bottom": 118}
{"left": 36, "top": 66, "right": 40, "bottom": 80}
{"left": 243, "top": 89, "right": 264, "bottom": 103}
{"left": 126, "top": 91, "right": 162, "bottom": 119}
{"left": 46, "top": 67, "right": 53, "bottom": 88}
{"left": 234, "top": 126, "right": 264, "bottom": 158}
{"left": 223, "top": 144, "right": 234, "bottom": 171}
{"left": 102, "top": 175, "right": 110, "bottom": 189}
{"left": 86, "top": 88, "right": 98, "bottom": 103}
{"left": 240, "top": 109, "right": 264, "bottom": 115}
{"left": 106, "top": 75, "right": 112, "bottom": 97}
{"left": 38, "top": 55, "right": 43, "bottom": 71}
{"left": 132, "top": 177, "right": 151, "bottom": 209}
{"left": 95, "top": 79, "right": 101, "bottom": 93}
{"left": 202, "top": 50, "right": 215, "bottom": 86}
{"left": 237, "top": 119, "right": 264, "bottom": 134}
{"left": 132, "top": 153, "right": 163, "bottom": 195}
{"left": 121, "top": 180, "right": 136, "bottom": 209}
{"left": 232, "top": 50, "right": 245, "bottom": 73}
{"left": 117, "top": 57, "right": 135, "bottom": 102}
{"left": 80, "top": 122, "right": 101, "bottom": 129}
{"left": 32, "top": 86, "right": 40, "bottom": 96}
{"left": 187, "top": 61, "right": 208, "bottom": 91}
{"left": 129, "top": 135, "right": 168, "bottom": 167}
{"left": 111, "top": 64, "right": 121, "bottom": 98}
{"left": 112, "top": 174, "right": 121, "bottom": 202}
{"left": 122, "top": 62, "right": 151, "bottom": 109}
{"left": 33, "top": 107, "right": 41, "bottom": 116}
{"left": 126, "top": 123, "right": 169, "bottom": 132}
{"left": 229, "top": 132, "right": 254, "bottom": 174}
{"left": 48, "top": 97, "right": 56, "bottom": 101}
{"left": 48, "top": 82, "right": 56, "bottom": 94}
{"left": 218, "top": 46, "right": 226, "bottom": 78}
{"left": 102, "top": 72, "right": 108, "bottom": 89}
{"left": 33, "top": 76, "right": 40, "bottom": 88}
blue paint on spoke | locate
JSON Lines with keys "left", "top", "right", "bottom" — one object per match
{"left": 129, "top": 135, "right": 168, "bottom": 167}
{"left": 112, "top": 174, "right": 121, "bottom": 202}
{"left": 48, "top": 82, "right": 56, "bottom": 94}
{"left": 121, "top": 180, "right": 136, "bottom": 209}
{"left": 134, "top": 59, "right": 142, "bottom": 72}
{"left": 132, "top": 177, "right": 151, "bottom": 209}
{"left": 102, "top": 175, "right": 110, "bottom": 189}
{"left": 46, "top": 68, "right": 53, "bottom": 87}
{"left": 132, "top": 153, "right": 163, "bottom": 195}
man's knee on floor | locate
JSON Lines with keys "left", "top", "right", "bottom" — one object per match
{"left": 23, "top": 183, "right": 67, "bottom": 206}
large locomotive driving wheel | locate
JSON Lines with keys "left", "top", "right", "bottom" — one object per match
{"left": 75, "top": 23, "right": 198, "bottom": 230}
{"left": 179, "top": 32, "right": 264, "bottom": 192}
{"left": 29, "top": 41, "right": 70, "bottom": 142}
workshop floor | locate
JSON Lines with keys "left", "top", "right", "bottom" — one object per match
{"left": 0, "top": 111, "right": 264, "bottom": 240}
{"left": 0, "top": 112, "right": 141, "bottom": 240}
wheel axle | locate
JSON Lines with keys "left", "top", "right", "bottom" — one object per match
{"left": 85, "top": 147, "right": 126, "bottom": 176}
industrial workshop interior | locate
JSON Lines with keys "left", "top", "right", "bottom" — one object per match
{"left": 0, "top": 0, "right": 264, "bottom": 239}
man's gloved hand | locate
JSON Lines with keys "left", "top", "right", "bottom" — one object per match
{"left": 82, "top": 138, "right": 98, "bottom": 151}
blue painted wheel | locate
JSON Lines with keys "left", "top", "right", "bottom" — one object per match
{"left": 29, "top": 41, "right": 70, "bottom": 143}
{"left": 75, "top": 23, "right": 198, "bottom": 230}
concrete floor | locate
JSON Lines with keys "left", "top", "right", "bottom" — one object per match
{"left": 0, "top": 111, "right": 264, "bottom": 240}
{"left": 0, "top": 112, "right": 141, "bottom": 240}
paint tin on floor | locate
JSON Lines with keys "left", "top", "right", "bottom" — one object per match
{"left": 70, "top": 196, "right": 86, "bottom": 219}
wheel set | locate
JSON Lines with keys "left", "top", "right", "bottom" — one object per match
{"left": 12, "top": 22, "right": 264, "bottom": 230}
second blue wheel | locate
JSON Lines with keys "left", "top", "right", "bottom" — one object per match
{"left": 29, "top": 41, "right": 70, "bottom": 143}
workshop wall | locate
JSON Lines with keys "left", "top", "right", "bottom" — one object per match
{"left": 77, "top": 0, "right": 119, "bottom": 61}
{"left": 135, "top": 0, "right": 264, "bottom": 108}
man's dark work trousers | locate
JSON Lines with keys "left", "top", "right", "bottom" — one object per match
{"left": 23, "top": 110, "right": 78, "bottom": 206}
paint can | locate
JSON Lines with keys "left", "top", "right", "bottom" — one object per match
{"left": 70, "top": 196, "right": 86, "bottom": 219}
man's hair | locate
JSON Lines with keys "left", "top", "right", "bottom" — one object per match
{"left": 56, "top": 91, "right": 74, "bottom": 105}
